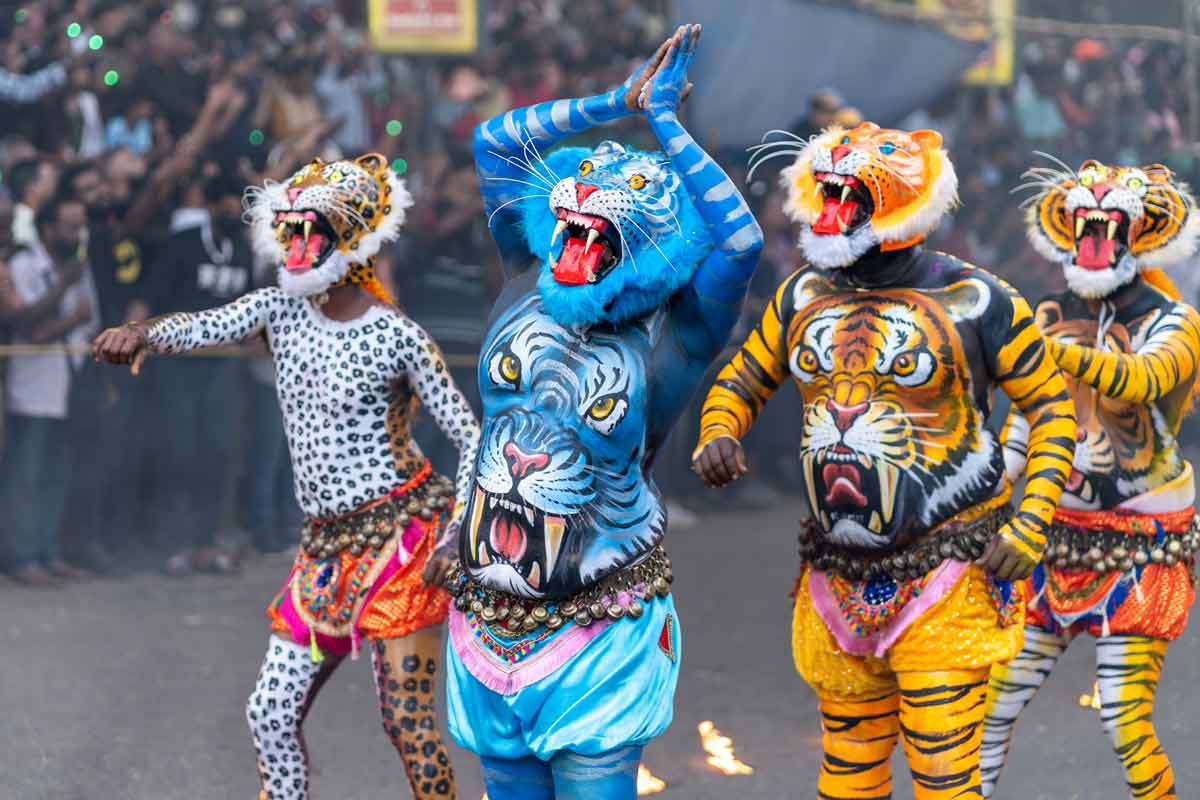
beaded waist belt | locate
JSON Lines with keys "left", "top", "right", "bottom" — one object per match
{"left": 797, "top": 503, "right": 1011, "bottom": 582}
{"left": 1043, "top": 506, "right": 1198, "bottom": 574}
{"left": 445, "top": 545, "right": 673, "bottom": 638}
{"left": 300, "top": 462, "right": 455, "bottom": 558}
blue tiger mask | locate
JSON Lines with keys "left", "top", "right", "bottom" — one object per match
{"left": 517, "top": 141, "right": 713, "bottom": 327}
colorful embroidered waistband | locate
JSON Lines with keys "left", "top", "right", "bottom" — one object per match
{"left": 301, "top": 464, "right": 453, "bottom": 558}
{"left": 1052, "top": 505, "right": 1195, "bottom": 535}
{"left": 445, "top": 545, "right": 673, "bottom": 637}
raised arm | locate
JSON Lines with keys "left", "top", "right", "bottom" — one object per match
{"left": 92, "top": 288, "right": 280, "bottom": 374}
{"left": 987, "top": 289, "right": 1076, "bottom": 579}
{"left": 692, "top": 274, "right": 795, "bottom": 486}
{"left": 1047, "top": 303, "right": 1200, "bottom": 405}
{"left": 393, "top": 316, "right": 481, "bottom": 585}
{"left": 473, "top": 40, "right": 672, "bottom": 273}
{"left": 643, "top": 25, "right": 763, "bottom": 357}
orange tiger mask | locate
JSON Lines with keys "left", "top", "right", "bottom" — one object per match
{"left": 1025, "top": 159, "right": 1200, "bottom": 299}
{"left": 776, "top": 122, "right": 958, "bottom": 268}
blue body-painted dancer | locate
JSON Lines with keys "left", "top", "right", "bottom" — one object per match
{"left": 441, "top": 25, "right": 762, "bottom": 799}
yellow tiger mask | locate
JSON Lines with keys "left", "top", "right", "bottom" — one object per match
{"left": 247, "top": 153, "right": 413, "bottom": 303}
{"left": 1025, "top": 159, "right": 1200, "bottom": 299}
{"left": 778, "top": 122, "right": 958, "bottom": 269}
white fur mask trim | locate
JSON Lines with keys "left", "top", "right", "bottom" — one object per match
{"left": 1062, "top": 253, "right": 1139, "bottom": 299}
{"left": 276, "top": 251, "right": 353, "bottom": 298}
{"left": 800, "top": 224, "right": 880, "bottom": 269}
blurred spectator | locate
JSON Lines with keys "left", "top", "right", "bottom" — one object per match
{"left": 795, "top": 89, "right": 847, "bottom": 139}
{"left": 142, "top": 166, "right": 252, "bottom": 576}
{"left": 0, "top": 192, "right": 99, "bottom": 585}
{"left": 9, "top": 158, "right": 58, "bottom": 249}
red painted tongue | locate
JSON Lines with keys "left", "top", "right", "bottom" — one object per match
{"left": 1077, "top": 233, "right": 1117, "bottom": 270}
{"left": 285, "top": 233, "right": 326, "bottom": 273}
{"left": 490, "top": 515, "right": 528, "bottom": 562}
{"left": 553, "top": 236, "right": 606, "bottom": 285}
{"left": 813, "top": 196, "right": 858, "bottom": 235}
{"left": 822, "top": 462, "right": 868, "bottom": 508}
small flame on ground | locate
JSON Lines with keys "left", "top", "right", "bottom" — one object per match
{"left": 698, "top": 720, "right": 754, "bottom": 775}
{"left": 637, "top": 764, "right": 667, "bottom": 794}
{"left": 1078, "top": 680, "right": 1100, "bottom": 710}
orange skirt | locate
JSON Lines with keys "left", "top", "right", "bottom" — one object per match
{"left": 268, "top": 510, "right": 450, "bottom": 657}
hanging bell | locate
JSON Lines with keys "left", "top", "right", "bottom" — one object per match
{"left": 559, "top": 602, "right": 578, "bottom": 617}
{"left": 607, "top": 604, "right": 625, "bottom": 620}
{"left": 628, "top": 600, "right": 645, "bottom": 618}
{"left": 574, "top": 610, "right": 592, "bottom": 627}
{"left": 546, "top": 614, "right": 564, "bottom": 630}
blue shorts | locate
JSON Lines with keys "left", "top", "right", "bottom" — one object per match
{"left": 445, "top": 594, "right": 680, "bottom": 760}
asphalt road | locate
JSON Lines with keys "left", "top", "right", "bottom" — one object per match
{"left": 2, "top": 499, "right": 1197, "bottom": 800}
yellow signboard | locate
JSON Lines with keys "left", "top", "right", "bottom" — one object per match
{"left": 915, "top": 0, "right": 1015, "bottom": 86}
{"left": 368, "top": 0, "right": 479, "bottom": 54}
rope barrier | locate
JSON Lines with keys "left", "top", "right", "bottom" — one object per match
{"left": 0, "top": 342, "right": 481, "bottom": 368}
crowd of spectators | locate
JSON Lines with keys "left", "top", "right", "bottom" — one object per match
{"left": 1, "top": 0, "right": 1197, "bottom": 586}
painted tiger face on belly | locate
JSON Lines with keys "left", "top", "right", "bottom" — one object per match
{"left": 1036, "top": 300, "right": 1179, "bottom": 506}
{"left": 789, "top": 273, "right": 1004, "bottom": 549}
{"left": 462, "top": 296, "right": 663, "bottom": 598}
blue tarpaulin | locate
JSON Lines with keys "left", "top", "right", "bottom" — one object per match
{"left": 678, "top": 0, "right": 987, "bottom": 148}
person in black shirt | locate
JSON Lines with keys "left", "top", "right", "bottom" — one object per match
{"left": 141, "top": 166, "right": 252, "bottom": 576}
{"left": 58, "top": 159, "right": 152, "bottom": 572}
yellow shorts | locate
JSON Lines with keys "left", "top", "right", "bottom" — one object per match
{"left": 792, "top": 564, "right": 1025, "bottom": 701}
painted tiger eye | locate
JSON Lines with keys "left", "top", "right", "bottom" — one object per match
{"left": 628, "top": 174, "right": 647, "bottom": 190}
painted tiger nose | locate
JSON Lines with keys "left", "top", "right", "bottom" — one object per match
{"left": 828, "top": 399, "right": 868, "bottom": 432}
{"left": 576, "top": 182, "right": 600, "bottom": 206}
{"left": 287, "top": 187, "right": 304, "bottom": 204}
{"left": 1077, "top": 429, "right": 1087, "bottom": 442}
{"left": 1091, "top": 184, "right": 1113, "bottom": 202}
{"left": 504, "top": 442, "right": 550, "bottom": 479}
{"left": 831, "top": 145, "right": 853, "bottom": 165}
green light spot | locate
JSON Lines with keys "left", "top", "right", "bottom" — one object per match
{"left": 67, "top": 22, "right": 82, "bottom": 38}
{"left": 385, "top": 120, "right": 403, "bottom": 137}
{"left": 88, "top": 34, "right": 104, "bottom": 50}
{"left": 249, "top": 129, "right": 265, "bottom": 146}
{"left": 103, "top": 70, "right": 119, "bottom": 87}
{"left": 14, "top": 9, "right": 27, "bottom": 24}
{"left": 391, "top": 158, "right": 408, "bottom": 175}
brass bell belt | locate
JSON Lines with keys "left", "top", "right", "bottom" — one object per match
{"left": 445, "top": 545, "right": 673, "bottom": 638}
{"left": 798, "top": 504, "right": 1011, "bottom": 582}
{"left": 299, "top": 470, "right": 455, "bottom": 558}
{"left": 1042, "top": 515, "right": 1199, "bottom": 574}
